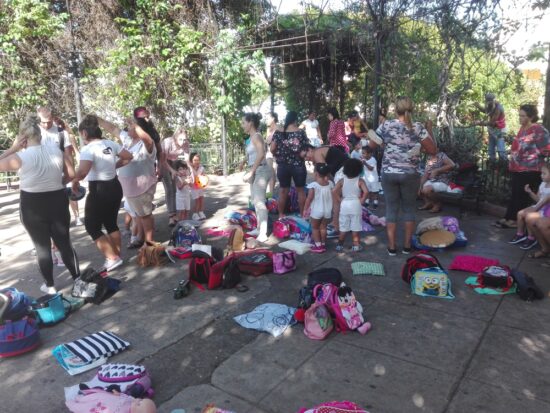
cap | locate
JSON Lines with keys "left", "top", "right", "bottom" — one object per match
{"left": 485, "top": 93, "right": 495, "bottom": 101}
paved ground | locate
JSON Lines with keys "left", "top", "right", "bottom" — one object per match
{"left": 1, "top": 173, "right": 549, "bottom": 413}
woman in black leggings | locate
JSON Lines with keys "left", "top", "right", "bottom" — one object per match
{"left": 0, "top": 115, "right": 79, "bottom": 294}
{"left": 72, "top": 115, "right": 133, "bottom": 272}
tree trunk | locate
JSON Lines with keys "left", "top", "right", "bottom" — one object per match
{"left": 544, "top": 43, "right": 550, "bottom": 131}
{"left": 373, "top": 32, "right": 383, "bottom": 129}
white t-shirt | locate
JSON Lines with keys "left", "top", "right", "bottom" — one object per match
{"left": 302, "top": 119, "right": 319, "bottom": 141}
{"left": 117, "top": 131, "right": 157, "bottom": 197}
{"left": 17, "top": 145, "right": 64, "bottom": 193}
{"left": 79, "top": 140, "right": 122, "bottom": 181}
{"left": 39, "top": 125, "right": 72, "bottom": 150}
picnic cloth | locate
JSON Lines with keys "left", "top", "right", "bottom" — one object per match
{"left": 352, "top": 262, "right": 385, "bottom": 276}
{"left": 465, "top": 276, "right": 517, "bottom": 295}
{"left": 234, "top": 303, "right": 296, "bottom": 337}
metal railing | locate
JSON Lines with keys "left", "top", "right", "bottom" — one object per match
{"left": 190, "top": 142, "right": 244, "bottom": 175}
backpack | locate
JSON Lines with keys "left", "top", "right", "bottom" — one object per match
{"left": 227, "top": 225, "right": 245, "bottom": 253}
{"left": 411, "top": 267, "right": 454, "bottom": 299}
{"left": 72, "top": 268, "right": 109, "bottom": 305}
{"left": 137, "top": 242, "right": 168, "bottom": 267}
{"left": 480, "top": 265, "right": 513, "bottom": 288}
{"left": 222, "top": 259, "right": 242, "bottom": 289}
{"left": 511, "top": 269, "right": 544, "bottom": 301}
{"left": 298, "top": 286, "right": 315, "bottom": 310}
{"left": 304, "top": 302, "right": 333, "bottom": 340}
{"left": 307, "top": 268, "right": 343, "bottom": 288}
{"left": 95, "top": 363, "right": 154, "bottom": 398}
{"left": 224, "top": 209, "right": 257, "bottom": 231}
{"left": 298, "top": 401, "right": 369, "bottom": 413}
{"left": 401, "top": 252, "right": 445, "bottom": 284}
{"left": 57, "top": 127, "right": 66, "bottom": 152}
{"left": 189, "top": 250, "right": 216, "bottom": 284}
{"left": 237, "top": 250, "right": 273, "bottom": 276}
{"left": 314, "top": 282, "right": 367, "bottom": 332}
{"left": 170, "top": 221, "right": 201, "bottom": 247}
{"left": 0, "top": 287, "right": 32, "bottom": 322}
{"left": 0, "top": 317, "right": 41, "bottom": 358}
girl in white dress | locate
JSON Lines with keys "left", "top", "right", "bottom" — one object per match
{"left": 304, "top": 163, "right": 334, "bottom": 253}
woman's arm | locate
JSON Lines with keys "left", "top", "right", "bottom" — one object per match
{"left": 250, "top": 133, "right": 266, "bottom": 174}
{"left": 0, "top": 153, "right": 22, "bottom": 171}
{"left": 115, "top": 148, "right": 133, "bottom": 169}
{"left": 74, "top": 160, "right": 92, "bottom": 181}
{"left": 270, "top": 134, "right": 278, "bottom": 156}
{"left": 430, "top": 156, "right": 455, "bottom": 179}
{"left": 332, "top": 180, "right": 343, "bottom": 203}
{"left": 135, "top": 125, "right": 155, "bottom": 154}
{"left": 97, "top": 117, "right": 122, "bottom": 140}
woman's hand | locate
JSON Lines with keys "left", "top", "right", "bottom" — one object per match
{"left": 243, "top": 170, "right": 254, "bottom": 183}
{"left": 429, "top": 169, "right": 439, "bottom": 180}
{"left": 71, "top": 180, "right": 80, "bottom": 195}
{"left": 524, "top": 184, "right": 532, "bottom": 194}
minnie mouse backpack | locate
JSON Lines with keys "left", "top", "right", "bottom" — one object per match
{"left": 297, "top": 401, "right": 369, "bottom": 413}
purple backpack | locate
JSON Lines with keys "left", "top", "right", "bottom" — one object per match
{"left": 273, "top": 251, "right": 297, "bottom": 274}
{"left": 0, "top": 317, "right": 41, "bottom": 358}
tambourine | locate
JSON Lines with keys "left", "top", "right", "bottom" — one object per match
{"left": 195, "top": 175, "right": 209, "bottom": 189}
{"left": 66, "top": 185, "right": 86, "bottom": 201}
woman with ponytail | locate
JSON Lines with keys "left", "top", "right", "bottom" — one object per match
{"left": 368, "top": 96, "right": 436, "bottom": 256}
{"left": 270, "top": 111, "right": 309, "bottom": 218}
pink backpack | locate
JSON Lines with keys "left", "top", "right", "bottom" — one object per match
{"left": 66, "top": 389, "right": 136, "bottom": 413}
{"left": 304, "top": 302, "right": 333, "bottom": 340}
{"left": 273, "top": 251, "right": 297, "bottom": 274}
{"left": 298, "top": 400, "right": 370, "bottom": 413}
{"left": 313, "top": 283, "right": 371, "bottom": 334}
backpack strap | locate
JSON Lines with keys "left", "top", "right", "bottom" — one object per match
{"left": 57, "top": 127, "right": 65, "bottom": 152}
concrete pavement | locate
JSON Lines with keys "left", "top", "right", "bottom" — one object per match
{"left": 0, "top": 173, "right": 549, "bottom": 413}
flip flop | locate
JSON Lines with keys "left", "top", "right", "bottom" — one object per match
{"left": 418, "top": 205, "right": 433, "bottom": 211}
{"left": 528, "top": 250, "right": 549, "bottom": 259}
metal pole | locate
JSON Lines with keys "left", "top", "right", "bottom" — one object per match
{"left": 73, "top": 77, "right": 82, "bottom": 124}
{"left": 66, "top": 0, "right": 83, "bottom": 124}
{"left": 222, "top": 114, "right": 228, "bottom": 177}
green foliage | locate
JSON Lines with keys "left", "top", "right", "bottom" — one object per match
{"left": 0, "top": 0, "right": 67, "bottom": 136}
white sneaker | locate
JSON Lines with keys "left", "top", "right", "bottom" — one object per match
{"left": 74, "top": 218, "right": 83, "bottom": 226}
{"left": 198, "top": 211, "right": 206, "bottom": 220}
{"left": 40, "top": 284, "right": 57, "bottom": 295}
{"left": 192, "top": 213, "right": 200, "bottom": 221}
{"left": 104, "top": 257, "right": 124, "bottom": 272}
{"left": 247, "top": 229, "right": 260, "bottom": 237}
{"left": 53, "top": 251, "right": 65, "bottom": 267}
{"left": 257, "top": 234, "right": 269, "bottom": 243}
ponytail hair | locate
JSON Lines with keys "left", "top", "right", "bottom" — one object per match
{"left": 283, "top": 111, "right": 299, "bottom": 135}
{"left": 78, "top": 114, "right": 103, "bottom": 139}
{"left": 244, "top": 112, "right": 262, "bottom": 130}
{"left": 395, "top": 96, "right": 414, "bottom": 130}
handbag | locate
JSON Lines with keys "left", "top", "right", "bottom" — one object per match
{"left": 137, "top": 242, "right": 168, "bottom": 267}
{"left": 71, "top": 268, "right": 108, "bottom": 305}
{"left": 273, "top": 251, "right": 297, "bottom": 274}
{"left": 32, "top": 293, "right": 71, "bottom": 325}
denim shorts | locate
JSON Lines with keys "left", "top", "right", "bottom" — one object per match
{"left": 277, "top": 163, "right": 307, "bottom": 188}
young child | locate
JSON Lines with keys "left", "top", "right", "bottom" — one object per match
{"left": 333, "top": 158, "right": 368, "bottom": 252}
{"left": 174, "top": 160, "right": 192, "bottom": 221}
{"left": 361, "top": 146, "right": 381, "bottom": 209}
{"left": 509, "top": 163, "right": 550, "bottom": 250}
{"left": 189, "top": 152, "right": 206, "bottom": 221}
{"left": 304, "top": 163, "right": 334, "bottom": 253}
{"left": 350, "top": 136, "right": 362, "bottom": 161}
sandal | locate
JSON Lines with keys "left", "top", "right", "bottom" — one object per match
{"left": 429, "top": 207, "right": 442, "bottom": 213}
{"left": 493, "top": 220, "right": 517, "bottom": 229}
{"left": 527, "top": 250, "right": 549, "bottom": 259}
{"left": 127, "top": 240, "right": 144, "bottom": 249}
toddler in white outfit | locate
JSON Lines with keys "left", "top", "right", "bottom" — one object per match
{"left": 304, "top": 163, "right": 334, "bottom": 253}
{"left": 333, "top": 158, "right": 368, "bottom": 252}
{"left": 174, "top": 161, "right": 192, "bottom": 220}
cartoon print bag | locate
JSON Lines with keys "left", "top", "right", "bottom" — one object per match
{"left": 411, "top": 267, "right": 454, "bottom": 299}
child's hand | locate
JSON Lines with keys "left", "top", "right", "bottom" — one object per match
{"left": 243, "top": 170, "right": 254, "bottom": 183}
{"left": 524, "top": 184, "right": 532, "bottom": 194}
{"left": 302, "top": 208, "right": 311, "bottom": 219}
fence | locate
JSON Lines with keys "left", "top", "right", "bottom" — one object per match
{"left": 190, "top": 142, "right": 244, "bottom": 175}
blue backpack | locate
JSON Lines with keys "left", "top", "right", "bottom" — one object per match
{"left": 0, "top": 288, "right": 32, "bottom": 321}
{"left": 170, "top": 221, "right": 201, "bottom": 248}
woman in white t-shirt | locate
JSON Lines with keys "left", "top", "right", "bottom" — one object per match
{"left": 98, "top": 116, "right": 157, "bottom": 248}
{"left": 72, "top": 115, "right": 133, "bottom": 271}
{"left": 0, "top": 114, "right": 80, "bottom": 294}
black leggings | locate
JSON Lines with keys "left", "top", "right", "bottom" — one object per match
{"left": 85, "top": 178, "right": 123, "bottom": 241}
{"left": 20, "top": 189, "right": 80, "bottom": 287}
{"left": 505, "top": 171, "right": 542, "bottom": 221}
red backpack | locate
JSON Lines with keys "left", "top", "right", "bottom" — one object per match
{"left": 189, "top": 251, "right": 216, "bottom": 285}
{"left": 401, "top": 252, "right": 445, "bottom": 284}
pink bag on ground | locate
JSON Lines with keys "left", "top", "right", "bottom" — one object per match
{"left": 449, "top": 255, "right": 500, "bottom": 273}
{"left": 273, "top": 251, "right": 297, "bottom": 274}
{"left": 273, "top": 219, "right": 291, "bottom": 239}
{"left": 297, "top": 400, "right": 369, "bottom": 413}
{"left": 303, "top": 302, "right": 333, "bottom": 340}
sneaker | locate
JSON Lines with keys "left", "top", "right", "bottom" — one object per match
{"left": 247, "top": 229, "right": 260, "bottom": 237}
{"left": 40, "top": 284, "right": 57, "bottom": 295}
{"left": 256, "top": 234, "right": 269, "bottom": 243}
{"left": 31, "top": 248, "right": 36, "bottom": 256}
{"left": 387, "top": 248, "right": 397, "bottom": 256}
{"left": 198, "top": 211, "right": 206, "bottom": 220}
{"left": 372, "top": 202, "right": 378, "bottom": 210}
{"left": 127, "top": 239, "right": 144, "bottom": 249}
{"left": 54, "top": 251, "right": 65, "bottom": 267}
{"left": 327, "top": 226, "right": 340, "bottom": 239}
{"left": 520, "top": 238, "right": 538, "bottom": 250}
{"left": 351, "top": 245, "right": 363, "bottom": 252}
{"left": 311, "top": 245, "right": 326, "bottom": 254}
{"left": 192, "top": 213, "right": 200, "bottom": 221}
{"left": 509, "top": 234, "right": 527, "bottom": 244}
{"left": 74, "top": 217, "right": 83, "bottom": 226}
{"left": 335, "top": 244, "right": 344, "bottom": 252}
{"left": 104, "top": 257, "right": 124, "bottom": 272}
{"left": 402, "top": 247, "right": 412, "bottom": 255}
